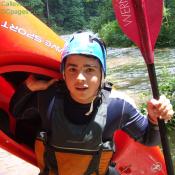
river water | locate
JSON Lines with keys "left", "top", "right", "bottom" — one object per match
{"left": 106, "top": 47, "right": 175, "bottom": 169}
{"left": 106, "top": 47, "right": 175, "bottom": 99}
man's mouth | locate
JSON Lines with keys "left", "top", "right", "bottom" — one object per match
{"left": 75, "top": 86, "right": 88, "bottom": 91}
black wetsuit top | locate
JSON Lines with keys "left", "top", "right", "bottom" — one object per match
{"left": 9, "top": 82, "right": 160, "bottom": 175}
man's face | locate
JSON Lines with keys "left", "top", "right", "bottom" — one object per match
{"left": 64, "top": 54, "right": 101, "bottom": 104}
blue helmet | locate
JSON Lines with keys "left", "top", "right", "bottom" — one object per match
{"left": 60, "top": 32, "right": 107, "bottom": 75}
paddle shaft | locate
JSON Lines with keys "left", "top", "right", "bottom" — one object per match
{"left": 133, "top": 1, "right": 174, "bottom": 174}
{"left": 147, "top": 64, "right": 174, "bottom": 175}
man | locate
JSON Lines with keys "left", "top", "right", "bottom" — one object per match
{"left": 10, "top": 32, "right": 174, "bottom": 175}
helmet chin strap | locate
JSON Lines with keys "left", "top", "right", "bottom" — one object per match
{"left": 85, "top": 96, "right": 97, "bottom": 116}
{"left": 85, "top": 70, "right": 105, "bottom": 116}
{"left": 100, "top": 71, "right": 105, "bottom": 89}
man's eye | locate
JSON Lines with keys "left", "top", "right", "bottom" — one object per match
{"left": 86, "top": 68, "right": 95, "bottom": 73}
{"left": 68, "top": 67, "right": 76, "bottom": 72}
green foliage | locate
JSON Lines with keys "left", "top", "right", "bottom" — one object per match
{"left": 62, "top": 1, "right": 85, "bottom": 32}
{"left": 156, "top": 0, "right": 175, "bottom": 47}
{"left": 83, "top": 0, "right": 99, "bottom": 22}
{"left": 158, "top": 68, "right": 175, "bottom": 130}
{"left": 89, "top": 16, "right": 103, "bottom": 33}
{"left": 15, "top": 0, "right": 175, "bottom": 47}
{"left": 99, "top": 21, "right": 132, "bottom": 47}
{"left": 139, "top": 68, "right": 175, "bottom": 131}
{"left": 17, "top": 0, "right": 46, "bottom": 21}
{"left": 89, "top": 0, "right": 115, "bottom": 33}
{"left": 45, "top": 0, "right": 86, "bottom": 33}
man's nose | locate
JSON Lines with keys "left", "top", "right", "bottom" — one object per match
{"left": 77, "top": 71, "right": 86, "bottom": 81}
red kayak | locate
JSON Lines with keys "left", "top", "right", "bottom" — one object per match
{"left": 0, "top": 1, "right": 167, "bottom": 174}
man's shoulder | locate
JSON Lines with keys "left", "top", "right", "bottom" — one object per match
{"left": 109, "top": 89, "right": 136, "bottom": 107}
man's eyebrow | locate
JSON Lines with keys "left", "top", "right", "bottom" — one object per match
{"left": 84, "top": 64, "right": 98, "bottom": 68}
{"left": 66, "top": 63, "right": 98, "bottom": 68}
{"left": 66, "top": 63, "right": 77, "bottom": 67}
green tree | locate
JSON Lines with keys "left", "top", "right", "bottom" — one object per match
{"left": 157, "top": 0, "right": 175, "bottom": 47}
{"left": 15, "top": 0, "right": 175, "bottom": 48}
{"left": 47, "top": 0, "right": 86, "bottom": 33}
{"left": 83, "top": 0, "right": 100, "bottom": 24}
{"left": 17, "top": 0, "right": 46, "bottom": 22}
{"left": 89, "top": 0, "right": 115, "bottom": 32}
{"left": 99, "top": 21, "right": 132, "bottom": 47}
{"left": 63, "top": 0, "right": 85, "bottom": 32}
{"left": 45, "top": 0, "right": 66, "bottom": 33}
